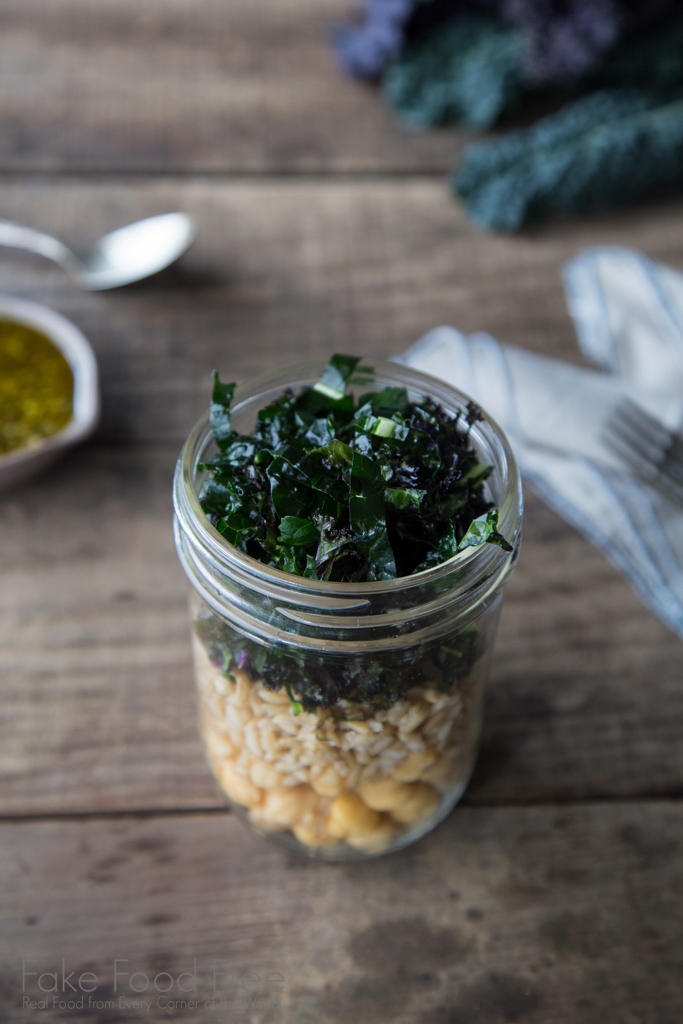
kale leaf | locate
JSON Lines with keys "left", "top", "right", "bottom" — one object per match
{"left": 453, "top": 88, "right": 683, "bottom": 231}
{"left": 384, "top": 12, "right": 683, "bottom": 131}
{"left": 199, "top": 355, "right": 510, "bottom": 582}
{"left": 383, "top": 16, "right": 525, "bottom": 130}
{"left": 333, "top": 0, "right": 679, "bottom": 85}
{"left": 196, "top": 609, "right": 485, "bottom": 713}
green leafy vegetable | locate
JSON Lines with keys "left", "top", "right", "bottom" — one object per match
{"left": 383, "top": 14, "right": 683, "bottom": 135}
{"left": 194, "top": 354, "right": 510, "bottom": 714}
{"left": 385, "top": 487, "right": 425, "bottom": 510}
{"left": 457, "top": 510, "right": 512, "bottom": 553}
{"left": 313, "top": 353, "right": 363, "bottom": 400}
{"left": 383, "top": 17, "right": 525, "bottom": 130}
{"left": 210, "top": 372, "right": 236, "bottom": 448}
{"left": 200, "top": 354, "right": 511, "bottom": 582}
{"left": 454, "top": 88, "right": 683, "bottom": 231}
{"left": 196, "top": 609, "right": 483, "bottom": 714}
{"left": 278, "top": 516, "right": 318, "bottom": 548}
{"left": 284, "top": 681, "right": 303, "bottom": 716}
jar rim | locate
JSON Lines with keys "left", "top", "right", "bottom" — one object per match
{"left": 173, "top": 358, "right": 522, "bottom": 608}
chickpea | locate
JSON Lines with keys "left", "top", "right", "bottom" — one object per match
{"left": 262, "top": 785, "right": 316, "bottom": 828}
{"left": 310, "top": 766, "right": 346, "bottom": 798}
{"left": 328, "top": 793, "right": 381, "bottom": 837}
{"left": 249, "top": 761, "right": 282, "bottom": 790}
{"left": 293, "top": 818, "right": 336, "bottom": 848}
{"left": 346, "top": 817, "right": 395, "bottom": 853}
{"left": 327, "top": 815, "right": 350, "bottom": 840}
{"left": 390, "top": 782, "right": 439, "bottom": 825}
{"left": 358, "top": 778, "right": 411, "bottom": 812}
{"left": 422, "top": 756, "right": 458, "bottom": 787}
{"left": 392, "top": 747, "right": 438, "bottom": 783}
{"left": 218, "top": 763, "right": 264, "bottom": 809}
{"left": 249, "top": 806, "right": 287, "bottom": 832}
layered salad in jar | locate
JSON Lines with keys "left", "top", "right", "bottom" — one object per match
{"left": 190, "top": 355, "right": 513, "bottom": 857}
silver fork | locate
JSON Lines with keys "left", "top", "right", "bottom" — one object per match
{"left": 604, "top": 398, "right": 683, "bottom": 505}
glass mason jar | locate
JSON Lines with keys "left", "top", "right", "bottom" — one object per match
{"left": 173, "top": 360, "right": 522, "bottom": 860}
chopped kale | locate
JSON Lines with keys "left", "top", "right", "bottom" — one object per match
{"left": 195, "top": 356, "right": 515, "bottom": 712}
{"left": 195, "top": 610, "right": 484, "bottom": 713}
{"left": 199, "top": 355, "right": 511, "bottom": 583}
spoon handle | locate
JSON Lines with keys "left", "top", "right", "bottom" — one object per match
{"left": 0, "top": 220, "right": 79, "bottom": 272}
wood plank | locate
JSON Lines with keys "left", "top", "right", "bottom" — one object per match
{"left": 1, "top": 445, "right": 682, "bottom": 815}
{"left": 2, "top": 804, "right": 682, "bottom": 1023}
{"left": 0, "top": 443, "right": 220, "bottom": 815}
{"left": 0, "top": 177, "right": 682, "bottom": 443}
{"left": 0, "top": 0, "right": 457, "bottom": 174}
{"left": 476, "top": 493, "right": 683, "bottom": 805}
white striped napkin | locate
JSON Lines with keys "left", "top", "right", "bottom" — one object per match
{"left": 397, "top": 247, "right": 683, "bottom": 639}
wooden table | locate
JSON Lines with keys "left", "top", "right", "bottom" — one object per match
{"left": 2, "top": 3, "right": 682, "bottom": 1021}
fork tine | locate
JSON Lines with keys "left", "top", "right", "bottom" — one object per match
{"left": 617, "top": 399, "right": 673, "bottom": 449}
{"left": 604, "top": 418, "right": 661, "bottom": 478}
{"left": 666, "top": 437, "right": 683, "bottom": 484}
{"left": 652, "top": 471, "right": 683, "bottom": 505}
{"left": 609, "top": 401, "right": 669, "bottom": 460}
{"left": 604, "top": 399, "right": 683, "bottom": 504}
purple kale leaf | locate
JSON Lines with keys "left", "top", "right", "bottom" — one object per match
{"left": 332, "top": 0, "right": 421, "bottom": 80}
{"left": 502, "top": 0, "right": 680, "bottom": 83}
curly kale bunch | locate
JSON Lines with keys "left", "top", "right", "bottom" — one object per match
{"left": 382, "top": 15, "right": 526, "bottom": 128}
{"left": 454, "top": 88, "right": 683, "bottom": 230}
{"left": 334, "top": 0, "right": 678, "bottom": 83}
{"left": 332, "top": 0, "right": 499, "bottom": 80}
{"left": 334, "top": 0, "right": 683, "bottom": 227}
{"left": 199, "top": 355, "right": 510, "bottom": 584}
{"left": 383, "top": 4, "right": 683, "bottom": 128}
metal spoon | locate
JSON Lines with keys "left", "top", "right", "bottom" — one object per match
{"left": 0, "top": 212, "right": 196, "bottom": 290}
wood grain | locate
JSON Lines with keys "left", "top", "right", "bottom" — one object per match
{"left": 2, "top": 804, "right": 682, "bottom": 1023}
{"left": 2, "top": 2, "right": 682, "bottom": 1018}
{"left": 0, "top": 0, "right": 457, "bottom": 174}
{"left": 0, "top": 177, "right": 682, "bottom": 443}
{"left": 1, "top": 444, "right": 681, "bottom": 815}
{"left": 0, "top": 443, "right": 219, "bottom": 815}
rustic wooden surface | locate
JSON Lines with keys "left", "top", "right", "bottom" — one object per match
{"left": 0, "top": 0, "right": 457, "bottom": 174}
{"left": 2, "top": 451, "right": 682, "bottom": 816}
{"left": 3, "top": 805, "right": 683, "bottom": 1024}
{"left": 0, "top": 178, "right": 681, "bottom": 444}
{"left": 1, "top": 3, "right": 682, "bottom": 1022}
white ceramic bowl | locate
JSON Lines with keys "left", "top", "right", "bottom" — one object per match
{"left": 0, "top": 296, "right": 100, "bottom": 487}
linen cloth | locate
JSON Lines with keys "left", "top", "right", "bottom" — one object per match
{"left": 397, "top": 247, "right": 683, "bottom": 639}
